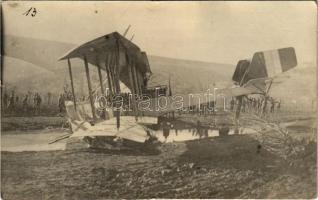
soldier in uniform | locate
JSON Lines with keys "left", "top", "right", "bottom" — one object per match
{"left": 15, "top": 96, "right": 19, "bottom": 105}
{"left": 252, "top": 98, "right": 257, "bottom": 112}
{"left": 8, "top": 91, "right": 15, "bottom": 114}
{"left": 241, "top": 98, "right": 246, "bottom": 113}
{"left": 277, "top": 100, "right": 281, "bottom": 111}
{"left": 162, "top": 121, "right": 172, "bottom": 142}
{"left": 22, "top": 95, "right": 29, "bottom": 114}
{"left": 196, "top": 120, "right": 203, "bottom": 138}
{"left": 47, "top": 92, "right": 52, "bottom": 105}
{"left": 33, "top": 93, "right": 38, "bottom": 110}
{"left": 230, "top": 97, "right": 235, "bottom": 111}
{"left": 270, "top": 98, "right": 275, "bottom": 113}
{"left": 37, "top": 93, "right": 42, "bottom": 112}
{"left": 58, "top": 94, "right": 65, "bottom": 113}
{"left": 2, "top": 91, "right": 8, "bottom": 112}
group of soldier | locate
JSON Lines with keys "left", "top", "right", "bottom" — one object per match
{"left": 230, "top": 95, "right": 281, "bottom": 115}
{"left": 1, "top": 89, "right": 71, "bottom": 116}
{"left": 2, "top": 90, "right": 43, "bottom": 115}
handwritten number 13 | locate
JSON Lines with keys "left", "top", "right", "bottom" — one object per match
{"left": 23, "top": 7, "right": 37, "bottom": 17}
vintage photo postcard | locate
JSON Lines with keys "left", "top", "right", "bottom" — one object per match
{"left": 1, "top": 1, "right": 317, "bottom": 199}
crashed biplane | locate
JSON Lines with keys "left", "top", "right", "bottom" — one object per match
{"left": 58, "top": 27, "right": 298, "bottom": 148}
{"left": 58, "top": 31, "right": 162, "bottom": 149}
{"left": 3, "top": 27, "right": 298, "bottom": 148}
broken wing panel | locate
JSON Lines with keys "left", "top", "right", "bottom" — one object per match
{"left": 243, "top": 78, "right": 268, "bottom": 94}
{"left": 217, "top": 86, "right": 258, "bottom": 97}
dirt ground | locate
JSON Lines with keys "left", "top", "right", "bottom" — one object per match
{"left": 1, "top": 132, "right": 316, "bottom": 199}
{"left": 1, "top": 111, "right": 316, "bottom": 199}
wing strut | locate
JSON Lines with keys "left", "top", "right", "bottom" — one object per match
{"left": 67, "top": 58, "right": 77, "bottom": 110}
{"left": 83, "top": 55, "right": 97, "bottom": 121}
{"left": 123, "top": 25, "right": 131, "bottom": 37}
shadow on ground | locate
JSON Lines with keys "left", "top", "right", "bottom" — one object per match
{"left": 178, "top": 134, "right": 280, "bottom": 171}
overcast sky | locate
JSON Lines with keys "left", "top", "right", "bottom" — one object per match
{"left": 3, "top": 1, "right": 317, "bottom": 65}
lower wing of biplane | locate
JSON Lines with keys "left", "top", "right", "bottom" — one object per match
{"left": 64, "top": 100, "right": 158, "bottom": 144}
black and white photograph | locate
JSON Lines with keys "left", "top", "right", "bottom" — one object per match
{"left": 1, "top": 1, "right": 317, "bottom": 199}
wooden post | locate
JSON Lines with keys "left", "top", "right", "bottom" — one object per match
{"left": 105, "top": 54, "right": 113, "bottom": 95}
{"left": 83, "top": 55, "right": 97, "bottom": 120}
{"left": 67, "top": 58, "right": 77, "bottom": 110}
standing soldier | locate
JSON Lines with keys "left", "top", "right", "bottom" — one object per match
{"left": 259, "top": 98, "right": 264, "bottom": 114}
{"left": 37, "top": 93, "right": 42, "bottom": 114}
{"left": 47, "top": 92, "right": 52, "bottom": 105}
{"left": 277, "top": 99, "right": 281, "bottom": 112}
{"left": 162, "top": 121, "right": 172, "bottom": 142}
{"left": 22, "top": 95, "right": 28, "bottom": 114}
{"left": 33, "top": 93, "right": 38, "bottom": 109}
{"left": 211, "top": 101, "right": 215, "bottom": 114}
{"left": 230, "top": 97, "right": 235, "bottom": 111}
{"left": 247, "top": 98, "right": 252, "bottom": 112}
{"left": 270, "top": 98, "right": 275, "bottom": 113}
{"left": 241, "top": 98, "right": 246, "bottom": 113}
{"left": 15, "top": 95, "right": 19, "bottom": 107}
{"left": 8, "top": 91, "right": 15, "bottom": 114}
{"left": 196, "top": 120, "right": 203, "bottom": 138}
{"left": 261, "top": 96, "right": 269, "bottom": 116}
{"left": 15, "top": 95, "right": 19, "bottom": 104}
{"left": 58, "top": 94, "right": 65, "bottom": 113}
{"left": 27, "top": 91, "right": 32, "bottom": 105}
{"left": 252, "top": 98, "right": 257, "bottom": 112}
{"left": 15, "top": 95, "right": 20, "bottom": 113}
{"left": 33, "top": 93, "right": 39, "bottom": 115}
{"left": 2, "top": 91, "right": 8, "bottom": 111}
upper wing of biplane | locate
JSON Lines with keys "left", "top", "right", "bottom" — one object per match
{"left": 59, "top": 32, "right": 152, "bottom": 93}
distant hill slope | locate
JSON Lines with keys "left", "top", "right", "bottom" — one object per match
{"left": 269, "top": 66, "right": 316, "bottom": 110}
{"left": 147, "top": 56, "right": 235, "bottom": 94}
{"left": 3, "top": 35, "right": 74, "bottom": 72}
{"left": 3, "top": 35, "right": 235, "bottom": 95}
{"left": 3, "top": 55, "right": 235, "bottom": 96}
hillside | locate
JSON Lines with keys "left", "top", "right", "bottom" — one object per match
{"left": 3, "top": 55, "right": 235, "bottom": 96}
{"left": 269, "top": 65, "right": 316, "bottom": 110}
{"left": 3, "top": 35, "right": 235, "bottom": 96}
